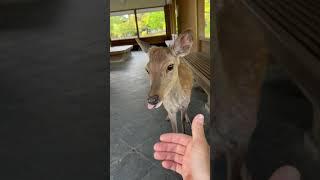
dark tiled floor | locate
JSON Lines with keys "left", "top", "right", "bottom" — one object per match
{"left": 0, "top": 1, "right": 106, "bottom": 179}
{"left": 110, "top": 51, "right": 209, "bottom": 180}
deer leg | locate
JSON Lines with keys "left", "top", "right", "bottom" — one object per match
{"left": 165, "top": 114, "right": 170, "bottom": 121}
{"left": 181, "top": 108, "right": 191, "bottom": 134}
{"left": 226, "top": 151, "right": 233, "bottom": 180}
{"left": 168, "top": 113, "right": 178, "bottom": 133}
{"left": 241, "top": 162, "right": 251, "bottom": 180}
{"left": 180, "top": 110, "right": 186, "bottom": 133}
{"left": 184, "top": 111, "right": 191, "bottom": 127}
{"left": 227, "top": 151, "right": 245, "bottom": 180}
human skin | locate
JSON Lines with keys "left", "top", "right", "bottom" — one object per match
{"left": 153, "top": 114, "right": 301, "bottom": 180}
{"left": 153, "top": 114, "right": 210, "bottom": 180}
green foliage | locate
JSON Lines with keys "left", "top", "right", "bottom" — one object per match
{"left": 110, "top": 14, "right": 137, "bottom": 40}
{"left": 110, "top": 10, "right": 166, "bottom": 39}
{"left": 204, "top": 0, "right": 210, "bottom": 38}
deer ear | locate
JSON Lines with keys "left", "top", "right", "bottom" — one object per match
{"left": 172, "top": 29, "right": 193, "bottom": 57}
{"left": 135, "top": 38, "right": 151, "bottom": 53}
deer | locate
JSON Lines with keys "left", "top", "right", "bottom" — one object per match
{"left": 135, "top": 30, "right": 194, "bottom": 133}
{"left": 209, "top": 1, "right": 271, "bottom": 180}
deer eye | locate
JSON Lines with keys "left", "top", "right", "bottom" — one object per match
{"left": 145, "top": 68, "right": 149, "bottom": 74}
{"left": 167, "top": 64, "right": 174, "bottom": 71}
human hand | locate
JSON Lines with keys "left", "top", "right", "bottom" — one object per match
{"left": 153, "top": 114, "right": 210, "bottom": 180}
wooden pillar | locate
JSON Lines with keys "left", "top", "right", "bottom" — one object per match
{"left": 169, "top": 0, "right": 177, "bottom": 35}
{"left": 164, "top": 5, "right": 172, "bottom": 40}
{"left": 197, "top": 0, "right": 205, "bottom": 40}
{"left": 176, "top": 0, "right": 198, "bottom": 52}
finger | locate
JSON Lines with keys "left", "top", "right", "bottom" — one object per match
{"left": 160, "top": 133, "right": 191, "bottom": 146}
{"left": 269, "top": 166, "right": 301, "bottom": 180}
{"left": 191, "top": 114, "right": 206, "bottom": 141}
{"left": 154, "top": 142, "right": 186, "bottom": 155}
{"left": 162, "top": 160, "right": 182, "bottom": 175}
{"left": 154, "top": 151, "right": 183, "bottom": 164}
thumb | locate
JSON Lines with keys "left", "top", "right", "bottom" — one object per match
{"left": 191, "top": 114, "right": 206, "bottom": 141}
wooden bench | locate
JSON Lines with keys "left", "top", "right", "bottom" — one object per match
{"left": 183, "top": 52, "right": 210, "bottom": 112}
{"left": 110, "top": 45, "right": 133, "bottom": 63}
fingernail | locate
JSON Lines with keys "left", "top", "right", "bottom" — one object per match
{"left": 196, "top": 114, "right": 204, "bottom": 124}
{"left": 159, "top": 135, "right": 164, "bottom": 141}
{"left": 161, "top": 161, "right": 167, "bottom": 168}
{"left": 153, "top": 152, "right": 158, "bottom": 159}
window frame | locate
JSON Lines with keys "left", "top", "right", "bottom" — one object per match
{"left": 110, "top": 6, "right": 169, "bottom": 41}
{"left": 110, "top": 10, "right": 138, "bottom": 41}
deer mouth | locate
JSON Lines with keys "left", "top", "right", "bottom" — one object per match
{"left": 147, "top": 101, "right": 163, "bottom": 110}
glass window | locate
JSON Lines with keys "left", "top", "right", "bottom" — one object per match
{"left": 110, "top": 10, "right": 138, "bottom": 40}
{"left": 204, "top": 0, "right": 210, "bottom": 38}
{"left": 136, "top": 7, "right": 166, "bottom": 38}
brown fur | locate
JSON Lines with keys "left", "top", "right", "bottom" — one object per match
{"left": 211, "top": 1, "right": 270, "bottom": 180}
{"left": 179, "top": 62, "right": 193, "bottom": 95}
{"left": 146, "top": 47, "right": 193, "bottom": 132}
{"left": 137, "top": 30, "right": 194, "bottom": 133}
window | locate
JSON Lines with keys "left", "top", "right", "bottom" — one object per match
{"left": 204, "top": 0, "right": 210, "bottom": 38}
{"left": 136, "top": 7, "right": 166, "bottom": 38}
{"left": 110, "top": 10, "right": 137, "bottom": 40}
{"left": 110, "top": 7, "right": 167, "bottom": 40}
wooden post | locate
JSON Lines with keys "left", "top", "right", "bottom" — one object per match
{"left": 164, "top": 5, "right": 172, "bottom": 40}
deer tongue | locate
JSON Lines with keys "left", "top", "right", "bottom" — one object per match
{"left": 147, "top": 102, "right": 162, "bottom": 110}
{"left": 147, "top": 103, "right": 155, "bottom": 110}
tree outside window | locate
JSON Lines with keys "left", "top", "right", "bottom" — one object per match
{"left": 137, "top": 7, "right": 166, "bottom": 38}
{"left": 110, "top": 7, "right": 167, "bottom": 40}
{"left": 110, "top": 10, "right": 137, "bottom": 40}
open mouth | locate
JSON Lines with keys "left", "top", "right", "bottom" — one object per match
{"left": 147, "top": 101, "right": 162, "bottom": 110}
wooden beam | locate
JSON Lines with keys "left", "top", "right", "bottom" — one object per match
{"left": 111, "top": 35, "right": 168, "bottom": 46}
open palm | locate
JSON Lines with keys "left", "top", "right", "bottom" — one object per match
{"left": 154, "top": 114, "right": 210, "bottom": 180}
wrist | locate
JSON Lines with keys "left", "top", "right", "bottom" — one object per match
{"left": 193, "top": 173, "right": 210, "bottom": 180}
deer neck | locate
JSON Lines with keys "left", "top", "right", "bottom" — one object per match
{"left": 163, "top": 68, "right": 184, "bottom": 104}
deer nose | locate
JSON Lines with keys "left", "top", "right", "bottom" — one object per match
{"left": 147, "top": 95, "right": 160, "bottom": 105}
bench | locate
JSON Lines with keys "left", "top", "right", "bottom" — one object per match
{"left": 110, "top": 45, "right": 133, "bottom": 63}
{"left": 183, "top": 52, "right": 210, "bottom": 112}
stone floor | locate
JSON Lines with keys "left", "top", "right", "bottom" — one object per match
{"left": 110, "top": 51, "right": 210, "bottom": 180}
{"left": 0, "top": 1, "right": 106, "bottom": 179}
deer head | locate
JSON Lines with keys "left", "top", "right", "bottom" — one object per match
{"left": 136, "top": 30, "right": 193, "bottom": 109}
